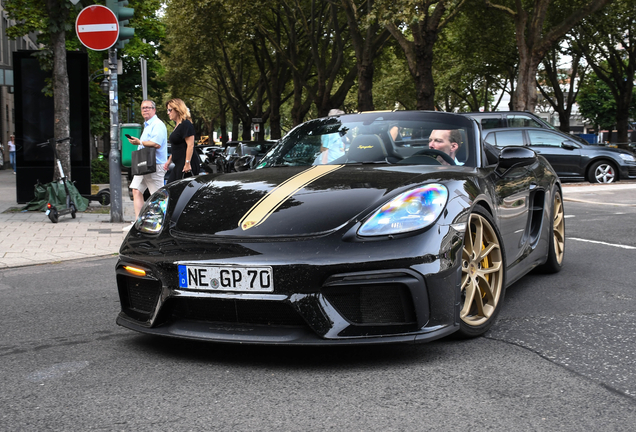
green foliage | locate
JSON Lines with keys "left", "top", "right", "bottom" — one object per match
{"left": 578, "top": 72, "right": 636, "bottom": 130}
{"left": 577, "top": 73, "right": 616, "bottom": 130}
{"left": 117, "top": 0, "right": 167, "bottom": 124}
{"left": 373, "top": 45, "right": 416, "bottom": 110}
{"left": 4, "top": 0, "right": 166, "bottom": 134}
{"left": 4, "top": 0, "right": 47, "bottom": 39}
{"left": 5, "top": 0, "right": 80, "bottom": 53}
{"left": 570, "top": 0, "right": 636, "bottom": 141}
{"left": 91, "top": 157, "right": 110, "bottom": 184}
{"left": 433, "top": 1, "right": 517, "bottom": 112}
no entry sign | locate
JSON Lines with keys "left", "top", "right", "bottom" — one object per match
{"left": 75, "top": 5, "right": 119, "bottom": 51}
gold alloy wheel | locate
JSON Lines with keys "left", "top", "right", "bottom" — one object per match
{"left": 552, "top": 193, "right": 565, "bottom": 265}
{"left": 460, "top": 213, "right": 504, "bottom": 327}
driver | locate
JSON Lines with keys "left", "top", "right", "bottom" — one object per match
{"left": 428, "top": 129, "right": 464, "bottom": 165}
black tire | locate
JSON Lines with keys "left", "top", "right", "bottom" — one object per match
{"left": 70, "top": 204, "right": 77, "bottom": 219}
{"left": 538, "top": 189, "right": 565, "bottom": 273}
{"left": 587, "top": 160, "right": 617, "bottom": 183}
{"left": 97, "top": 190, "right": 110, "bottom": 206}
{"left": 457, "top": 207, "right": 506, "bottom": 338}
{"left": 48, "top": 210, "right": 59, "bottom": 223}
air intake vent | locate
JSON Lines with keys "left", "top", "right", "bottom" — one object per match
{"left": 167, "top": 298, "right": 306, "bottom": 326}
{"left": 323, "top": 284, "right": 416, "bottom": 325}
{"left": 117, "top": 275, "right": 162, "bottom": 321}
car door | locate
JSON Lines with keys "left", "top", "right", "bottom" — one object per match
{"left": 483, "top": 131, "right": 534, "bottom": 263}
{"left": 526, "top": 130, "right": 582, "bottom": 179}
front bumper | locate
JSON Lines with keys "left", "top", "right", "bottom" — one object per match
{"left": 621, "top": 164, "right": 636, "bottom": 180}
{"left": 116, "top": 222, "right": 465, "bottom": 345}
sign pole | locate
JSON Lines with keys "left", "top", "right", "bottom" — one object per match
{"left": 76, "top": 5, "right": 124, "bottom": 223}
{"left": 108, "top": 47, "right": 123, "bottom": 222}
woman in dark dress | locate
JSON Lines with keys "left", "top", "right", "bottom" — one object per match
{"left": 164, "top": 98, "right": 200, "bottom": 183}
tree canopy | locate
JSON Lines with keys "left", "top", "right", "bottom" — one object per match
{"left": 5, "top": 0, "right": 629, "bottom": 149}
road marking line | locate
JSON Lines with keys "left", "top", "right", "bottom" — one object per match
{"left": 564, "top": 197, "right": 636, "bottom": 207}
{"left": 569, "top": 237, "right": 636, "bottom": 250}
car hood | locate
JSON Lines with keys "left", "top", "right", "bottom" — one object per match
{"left": 171, "top": 165, "right": 452, "bottom": 238}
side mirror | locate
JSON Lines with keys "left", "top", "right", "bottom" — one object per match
{"left": 562, "top": 141, "right": 578, "bottom": 150}
{"left": 497, "top": 146, "right": 537, "bottom": 174}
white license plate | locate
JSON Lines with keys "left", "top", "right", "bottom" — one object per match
{"left": 178, "top": 265, "right": 274, "bottom": 292}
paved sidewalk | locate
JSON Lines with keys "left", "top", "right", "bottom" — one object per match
{"left": 1, "top": 166, "right": 635, "bottom": 269}
{"left": 0, "top": 168, "right": 132, "bottom": 269}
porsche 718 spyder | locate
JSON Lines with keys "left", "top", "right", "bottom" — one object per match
{"left": 116, "top": 111, "right": 565, "bottom": 345}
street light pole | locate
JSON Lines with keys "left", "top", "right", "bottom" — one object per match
{"left": 108, "top": 47, "right": 123, "bottom": 222}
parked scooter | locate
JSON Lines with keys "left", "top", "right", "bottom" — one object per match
{"left": 36, "top": 138, "right": 77, "bottom": 223}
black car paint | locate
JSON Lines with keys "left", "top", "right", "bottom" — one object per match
{"left": 116, "top": 111, "right": 561, "bottom": 345}
{"left": 117, "top": 170, "right": 557, "bottom": 344}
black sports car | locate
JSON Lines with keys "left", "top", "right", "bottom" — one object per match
{"left": 116, "top": 111, "right": 565, "bottom": 345}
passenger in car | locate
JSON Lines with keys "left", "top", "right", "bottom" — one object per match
{"left": 389, "top": 125, "right": 403, "bottom": 142}
{"left": 429, "top": 129, "right": 464, "bottom": 165}
{"left": 317, "top": 133, "right": 347, "bottom": 164}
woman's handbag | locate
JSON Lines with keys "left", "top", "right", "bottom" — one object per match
{"left": 131, "top": 147, "right": 157, "bottom": 176}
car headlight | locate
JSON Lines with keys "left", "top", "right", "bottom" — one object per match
{"left": 135, "top": 189, "right": 169, "bottom": 234}
{"left": 619, "top": 153, "right": 636, "bottom": 162}
{"left": 358, "top": 184, "right": 449, "bottom": 236}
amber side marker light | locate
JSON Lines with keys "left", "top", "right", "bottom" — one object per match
{"left": 123, "top": 266, "right": 146, "bottom": 277}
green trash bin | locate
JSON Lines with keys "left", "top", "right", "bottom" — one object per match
{"left": 120, "top": 123, "right": 142, "bottom": 168}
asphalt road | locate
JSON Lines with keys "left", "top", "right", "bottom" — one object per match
{"left": 1, "top": 198, "right": 635, "bottom": 431}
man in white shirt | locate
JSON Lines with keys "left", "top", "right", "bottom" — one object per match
{"left": 125, "top": 100, "right": 168, "bottom": 227}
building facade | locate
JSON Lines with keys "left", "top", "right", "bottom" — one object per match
{"left": 1, "top": 6, "right": 39, "bottom": 167}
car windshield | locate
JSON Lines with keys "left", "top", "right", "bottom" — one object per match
{"left": 258, "top": 112, "right": 476, "bottom": 168}
{"left": 240, "top": 142, "right": 276, "bottom": 156}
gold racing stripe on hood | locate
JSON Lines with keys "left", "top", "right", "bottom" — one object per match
{"left": 239, "top": 165, "right": 344, "bottom": 231}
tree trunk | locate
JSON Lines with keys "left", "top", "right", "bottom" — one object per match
{"left": 357, "top": 62, "right": 375, "bottom": 112}
{"left": 231, "top": 114, "right": 239, "bottom": 142}
{"left": 341, "top": 0, "right": 389, "bottom": 112}
{"left": 384, "top": 1, "right": 458, "bottom": 111}
{"left": 269, "top": 90, "right": 282, "bottom": 139}
{"left": 47, "top": 1, "right": 70, "bottom": 180}
{"left": 414, "top": 39, "right": 437, "bottom": 111}
{"left": 241, "top": 115, "right": 252, "bottom": 141}
{"left": 616, "top": 92, "right": 632, "bottom": 144}
{"left": 218, "top": 97, "right": 228, "bottom": 145}
{"left": 490, "top": 0, "right": 614, "bottom": 112}
{"left": 515, "top": 54, "right": 544, "bottom": 111}
{"left": 557, "top": 111, "right": 570, "bottom": 134}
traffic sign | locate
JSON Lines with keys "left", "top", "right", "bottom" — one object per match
{"left": 75, "top": 5, "right": 119, "bottom": 51}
